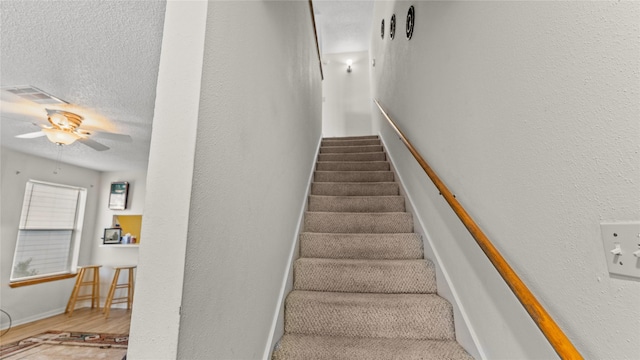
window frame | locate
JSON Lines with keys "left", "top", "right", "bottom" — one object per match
{"left": 9, "top": 180, "right": 87, "bottom": 287}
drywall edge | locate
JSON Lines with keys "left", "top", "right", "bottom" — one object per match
{"left": 126, "top": 1, "right": 208, "bottom": 358}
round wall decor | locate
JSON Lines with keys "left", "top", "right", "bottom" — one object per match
{"left": 381, "top": 19, "right": 385, "bottom": 39}
{"left": 390, "top": 14, "right": 396, "bottom": 39}
{"left": 406, "top": 6, "right": 415, "bottom": 40}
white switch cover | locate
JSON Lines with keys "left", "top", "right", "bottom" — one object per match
{"left": 600, "top": 222, "right": 640, "bottom": 279}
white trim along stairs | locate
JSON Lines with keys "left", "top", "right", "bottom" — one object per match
{"left": 272, "top": 136, "right": 473, "bottom": 359}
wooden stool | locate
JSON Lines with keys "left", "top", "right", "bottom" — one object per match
{"left": 65, "top": 265, "right": 101, "bottom": 316}
{"left": 103, "top": 265, "right": 136, "bottom": 319}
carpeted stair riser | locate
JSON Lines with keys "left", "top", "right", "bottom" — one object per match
{"left": 316, "top": 161, "right": 390, "bottom": 172}
{"left": 294, "top": 258, "right": 436, "bottom": 293}
{"left": 311, "top": 182, "right": 399, "bottom": 196}
{"left": 319, "top": 145, "right": 384, "bottom": 154}
{"left": 314, "top": 171, "right": 394, "bottom": 183}
{"left": 323, "top": 135, "right": 379, "bottom": 141}
{"left": 308, "top": 195, "right": 405, "bottom": 212}
{"left": 274, "top": 135, "right": 470, "bottom": 360}
{"left": 284, "top": 291, "right": 455, "bottom": 340}
{"left": 321, "top": 139, "right": 381, "bottom": 147}
{"left": 299, "top": 233, "right": 424, "bottom": 260}
{"left": 272, "top": 335, "right": 474, "bottom": 360}
{"left": 304, "top": 212, "right": 413, "bottom": 233}
{"left": 318, "top": 152, "right": 386, "bottom": 162}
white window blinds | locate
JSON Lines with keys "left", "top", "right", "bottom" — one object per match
{"left": 19, "top": 182, "right": 79, "bottom": 229}
{"left": 11, "top": 181, "right": 85, "bottom": 282}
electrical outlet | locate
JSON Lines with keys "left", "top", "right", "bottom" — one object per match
{"left": 600, "top": 222, "right": 640, "bottom": 279}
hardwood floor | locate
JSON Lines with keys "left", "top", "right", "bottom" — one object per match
{"left": 0, "top": 307, "right": 131, "bottom": 345}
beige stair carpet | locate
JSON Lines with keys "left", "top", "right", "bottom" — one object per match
{"left": 273, "top": 135, "right": 473, "bottom": 360}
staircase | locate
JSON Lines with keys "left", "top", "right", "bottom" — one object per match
{"left": 272, "top": 136, "right": 473, "bottom": 359}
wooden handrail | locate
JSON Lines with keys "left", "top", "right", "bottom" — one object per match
{"left": 374, "top": 99, "right": 582, "bottom": 360}
{"left": 308, "top": 1, "right": 324, "bottom": 80}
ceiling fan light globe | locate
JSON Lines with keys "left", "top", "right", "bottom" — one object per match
{"left": 49, "top": 113, "right": 69, "bottom": 128}
{"left": 45, "top": 108, "right": 83, "bottom": 130}
{"left": 42, "top": 127, "right": 80, "bottom": 145}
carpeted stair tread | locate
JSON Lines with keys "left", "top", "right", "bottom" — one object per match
{"left": 321, "top": 139, "right": 381, "bottom": 147}
{"left": 308, "top": 195, "right": 405, "bottom": 212}
{"left": 311, "top": 182, "right": 399, "bottom": 196}
{"left": 314, "top": 171, "right": 394, "bottom": 183}
{"left": 304, "top": 212, "right": 413, "bottom": 233}
{"left": 316, "top": 161, "right": 390, "bottom": 171}
{"left": 323, "top": 135, "right": 379, "bottom": 141}
{"left": 318, "top": 152, "right": 386, "bottom": 162}
{"left": 285, "top": 291, "right": 455, "bottom": 340}
{"left": 299, "top": 233, "right": 424, "bottom": 259}
{"left": 294, "top": 258, "right": 436, "bottom": 293}
{"left": 274, "top": 136, "right": 468, "bottom": 360}
{"left": 272, "top": 334, "right": 473, "bottom": 360}
{"left": 320, "top": 145, "right": 384, "bottom": 154}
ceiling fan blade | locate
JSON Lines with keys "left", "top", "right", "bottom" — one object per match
{"left": 16, "top": 131, "right": 46, "bottom": 139}
{"left": 90, "top": 131, "right": 133, "bottom": 143}
{"left": 78, "top": 137, "right": 109, "bottom": 151}
{"left": 1, "top": 96, "right": 48, "bottom": 119}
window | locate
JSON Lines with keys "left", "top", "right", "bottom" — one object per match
{"left": 10, "top": 180, "right": 87, "bottom": 283}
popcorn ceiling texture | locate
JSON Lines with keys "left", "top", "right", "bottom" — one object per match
{"left": 0, "top": 1, "right": 165, "bottom": 171}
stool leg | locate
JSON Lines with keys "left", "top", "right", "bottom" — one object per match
{"left": 104, "top": 269, "right": 121, "bottom": 319}
{"left": 65, "top": 268, "right": 86, "bottom": 316}
{"left": 92, "top": 267, "right": 100, "bottom": 309}
{"left": 127, "top": 268, "right": 134, "bottom": 310}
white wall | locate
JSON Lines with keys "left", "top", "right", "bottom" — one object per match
{"left": 176, "top": 2, "right": 322, "bottom": 359}
{"left": 90, "top": 171, "right": 145, "bottom": 304}
{"left": 371, "top": 1, "right": 640, "bottom": 359}
{"left": 127, "top": 1, "right": 207, "bottom": 359}
{"left": 322, "top": 51, "right": 372, "bottom": 137}
{"left": 0, "top": 147, "right": 101, "bottom": 327}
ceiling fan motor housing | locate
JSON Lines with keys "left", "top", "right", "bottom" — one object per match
{"left": 46, "top": 109, "right": 83, "bottom": 131}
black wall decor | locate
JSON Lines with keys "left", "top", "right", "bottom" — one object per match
{"left": 406, "top": 6, "right": 415, "bottom": 40}
{"left": 390, "top": 14, "right": 396, "bottom": 39}
{"left": 108, "top": 181, "right": 129, "bottom": 210}
{"left": 381, "top": 19, "right": 385, "bottom": 39}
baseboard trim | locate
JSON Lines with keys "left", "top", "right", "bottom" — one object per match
{"left": 262, "top": 134, "right": 322, "bottom": 360}
{"left": 1, "top": 307, "right": 66, "bottom": 331}
{"left": 379, "top": 132, "right": 486, "bottom": 360}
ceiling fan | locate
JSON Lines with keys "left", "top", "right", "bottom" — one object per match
{"left": 2, "top": 86, "right": 132, "bottom": 151}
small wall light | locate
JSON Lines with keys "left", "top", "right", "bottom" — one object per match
{"left": 346, "top": 59, "right": 353, "bottom": 73}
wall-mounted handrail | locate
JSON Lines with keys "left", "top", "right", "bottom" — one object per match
{"left": 308, "top": 1, "right": 324, "bottom": 80}
{"left": 374, "top": 99, "right": 582, "bottom": 360}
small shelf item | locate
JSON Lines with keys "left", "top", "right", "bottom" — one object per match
{"left": 109, "top": 182, "right": 129, "bottom": 210}
{"left": 113, "top": 215, "right": 142, "bottom": 244}
{"left": 103, "top": 228, "right": 122, "bottom": 244}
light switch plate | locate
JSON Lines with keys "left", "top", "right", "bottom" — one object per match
{"left": 600, "top": 222, "right": 640, "bottom": 279}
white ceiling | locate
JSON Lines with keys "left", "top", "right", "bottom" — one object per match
{"left": 0, "top": 1, "right": 166, "bottom": 172}
{"left": 0, "top": 1, "right": 373, "bottom": 173}
{"left": 313, "top": 0, "right": 374, "bottom": 55}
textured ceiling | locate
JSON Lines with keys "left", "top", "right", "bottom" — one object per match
{"left": 0, "top": 1, "right": 166, "bottom": 172}
{"left": 313, "top": 0, "right": 374, "bottom": 55}
{"left": 0, "top": 1, "right": 371, "bottom": 172}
